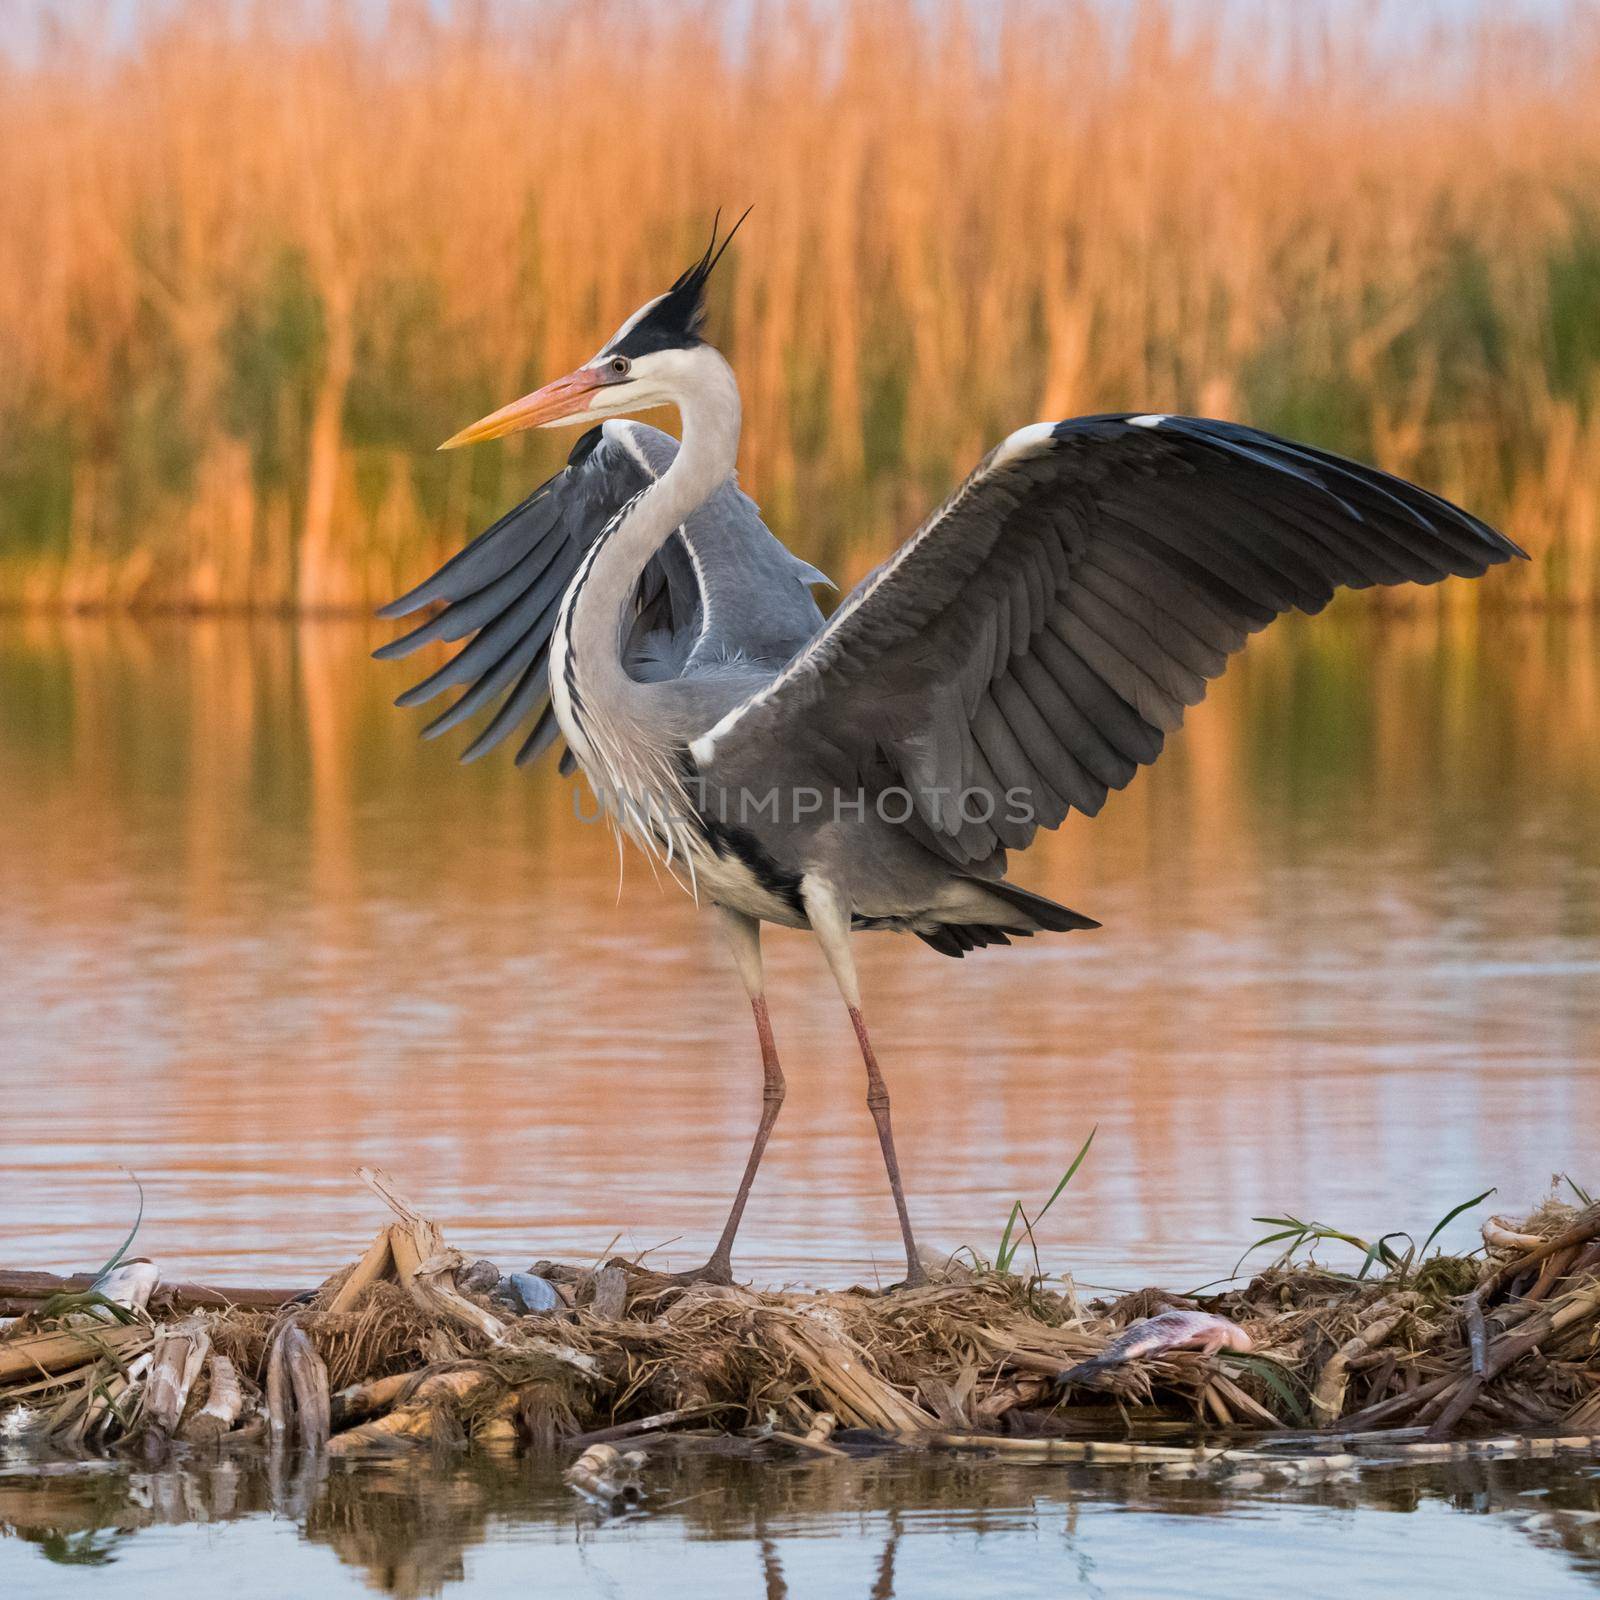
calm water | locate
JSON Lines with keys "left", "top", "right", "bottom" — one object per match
{"left": 1, "top": 611, "right": 1598, "bottom": 1596}
{"left": 0, "top": 611, "right": 1596, "bottom": 1289}
{"left": 2, "top": 1442, "right": 1600, "bottom": 1598}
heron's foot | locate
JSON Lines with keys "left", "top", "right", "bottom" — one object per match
{"left": 671, "top": 1255, "right": 736, "bottom": 1288}
{"left": 891, "top": 1263, "right": 930, "bottom": 1292}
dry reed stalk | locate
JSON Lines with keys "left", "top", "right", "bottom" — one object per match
{"left": 1484, "top": 1217, "right": 1546, "bottom": 1253}
{"left": 329, "top": 1370, "right": 420, "bottom": 1430}
{"left": 760, "top": 1310, "right": 931, "bottom": 1433}
{"left": 266, "top": 1320, "right": 331, "bottom": 1450}
{"left": 565, "top": 1442, "right": 647, "bottom": 1504}
{"left": 0, "top": 1270, "right": 301, "bottom": 1316}
{"left": 143, "top": 1317, "right": 212, "bottom": 1436}
{"left": 1462, "top": 1203, "right": 1600, "bottom": 1375}
{"left": 2, "top": 1, "right": 1598, "bottom": 607}
{"left": 357, "top": 1167, "right": 509, "bottom": 1344}
{"left": 1427, "top": 1280, "right": 1600, "bottom": 1440}
{"left": 0, "top": 1323, "right": 149, "bottom": 1385}
{"left": 588, "top": 1266, "right": 629, "bottom": 1322}
{"left": 324, "top": 1230, "right": 396, "bottom": 1316}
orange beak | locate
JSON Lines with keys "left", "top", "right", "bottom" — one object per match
{"left": 438, "top": 367, "right": 607, "bottom": 450}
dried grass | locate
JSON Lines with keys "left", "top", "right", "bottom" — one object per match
{"left": 2, "top": 2, "right": 1599, "bottom": 609}
{"left": 3, "top": 1180, "right": 1597, "bottom": 1455}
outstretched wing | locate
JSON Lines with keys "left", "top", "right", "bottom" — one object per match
{"left": 377, "top": 420, "right": 827, "bottom": 769}
{"left": 689, "top": 414, "right": 1526, "bottom": 868}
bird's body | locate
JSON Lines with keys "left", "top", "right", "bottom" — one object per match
{"left": 380, "top": 218, "right": 1525, "bottom": 1287}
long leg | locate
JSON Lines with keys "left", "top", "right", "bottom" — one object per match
{"left": 681, "top": 905, "right": 785, "bottom": 1285}
{"left": 800, "top": 880, "right": 927, "bottom": 1289}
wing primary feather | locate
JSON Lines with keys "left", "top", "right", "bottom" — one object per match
{"left": 375, "top": 484, "right": 563, "bottom": 619}
{"left": 1116, "top": 483, "right": 1316, "bottom": 611}
{"left": 514, "top": 702, "right": 565, "bottom": 768}
{"left": 372, "top": 539, "right": 564, "bottom": 660}
{"left": 394, "top": 558, "right": 572, "bottom": 709}
{"left": 420, "top": 632, "right": 549, "bottom": 740}
{"left": 1098, "top": 518, "right": 1278, "bottom": 629}
{"left": 459, "top": 654, "right": 552, "bottom": 762}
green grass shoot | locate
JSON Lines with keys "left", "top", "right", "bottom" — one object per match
{"left": 994, "top": 1126, "right": 1096, "bottom": 1276}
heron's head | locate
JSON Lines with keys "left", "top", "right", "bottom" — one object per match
{"left": 440, "top": 212, "right": 747, "bottom": 450}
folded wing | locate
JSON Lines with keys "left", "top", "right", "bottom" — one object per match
{"left": 378, "top": 420, "right": 828, "bottom": 770}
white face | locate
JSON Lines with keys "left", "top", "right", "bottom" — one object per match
{"left": 551, "top": 345, "right": 717, "bottom": 429}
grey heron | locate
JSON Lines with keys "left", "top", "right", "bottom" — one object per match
{"left": 379, "top": 217, "right": 1525, "bottom": 1288}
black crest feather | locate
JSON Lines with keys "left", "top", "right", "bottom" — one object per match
{"left": 605, "top": 208, "right": 750, "bottom": 359}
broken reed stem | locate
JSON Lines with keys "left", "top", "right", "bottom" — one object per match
{"left": 267, "top": 1321, "right": 331, "bottom": 1451}
{"left": 183, "top": 1354, "right": 243, "bottom": 1442}
{"left": 1311, "top": 1295, "right": 1420, "bottom": 1425}
{"left": 144, "top": 1318, "right": 211, "bottom": 1437}
{"left": 1465, "top": 1203, "right": 1600, "bottom": 1375}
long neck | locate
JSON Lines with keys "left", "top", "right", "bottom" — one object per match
{"left": 566, "top": 346, "right": 741, "bottom": 702}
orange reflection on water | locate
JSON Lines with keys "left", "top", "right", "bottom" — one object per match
{"left": 0, "top": 612, "right": 1596, "bottom": 1289}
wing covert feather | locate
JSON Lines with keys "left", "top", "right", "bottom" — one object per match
{"left": 691, "top": 413, "right": 1524, "bottom": 868}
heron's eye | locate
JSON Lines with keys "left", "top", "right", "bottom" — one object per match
{"left": 609, "top": 356, "right": 631, "bottom": 377}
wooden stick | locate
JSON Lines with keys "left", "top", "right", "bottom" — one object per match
{"left": 567, "top": 1406, "right": 723, "bottom": 1448}
{"left": 1426, "top": 1280, "right": 1600, "bottom": 1440}
{"left": 0, "top": 1269, "right": 303, "bottom": 1316}
{"left": 1463, "top": 1202, "right": 1600, "bottom": 1375}
{"left": 768, "top": 1426, "right": 849, "bottom": 1458}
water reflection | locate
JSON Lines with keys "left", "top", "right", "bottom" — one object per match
{"left": 2, "top": 1445, "right": 1599, "bottom": 1597}
{"left": 0, "top": 613, "right": 1596, "bottom": 1290}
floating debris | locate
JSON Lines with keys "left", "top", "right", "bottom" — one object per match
{"left": 565, "top": 1443, "right": 647, "bottom": 1508}
{"left": 1, "top": 1172, "right": 1597, "bottom": 1462}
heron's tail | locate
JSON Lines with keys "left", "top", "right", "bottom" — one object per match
{"left": 977, "top": 878, "right": 1100, "bottom": 934}
{"left": 914, "top": 877, "right": 1099, "bottom": 957}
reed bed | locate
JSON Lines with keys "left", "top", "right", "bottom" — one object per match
{"left": 2, "top": 1, "right": 1599, "bottom": 611}
{"left": 3, "top": 1170, "right": 1598, "bottom": 1468}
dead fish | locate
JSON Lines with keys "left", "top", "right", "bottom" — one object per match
{"left": 1058, "top": 1309, "right": 1253, "bottom": 1389}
